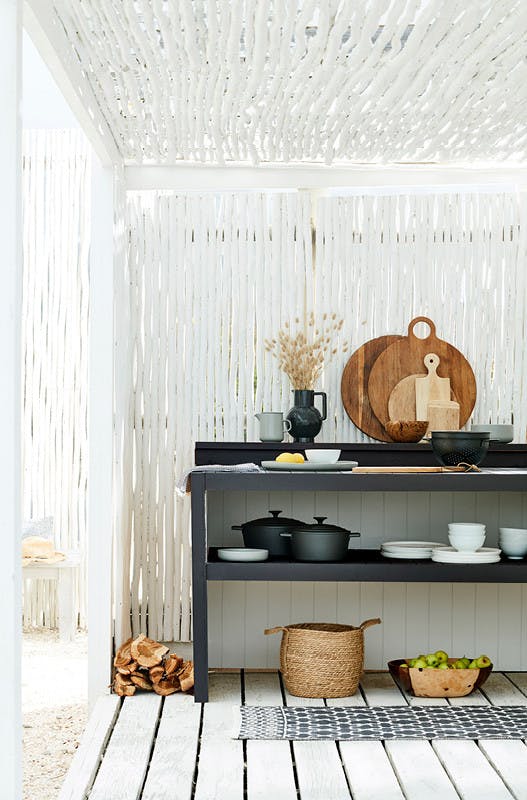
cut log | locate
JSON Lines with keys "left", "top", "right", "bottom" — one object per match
{"left": 153, "top": 675, "right": 181, "bottom": 696}
{"left": 177, "top": 661, "right": 195, "bottom": 693}
{"left": 114, "top": 673, "right": 136, "bottom": 697}
{"left": 130, "top": 672, "right": 153, "bottom": 691}
{"left": 113, "top": 637, "right": 133, "bottom": 670}
{"left": 131, "top": 634, "right": 169, "bottom": 668}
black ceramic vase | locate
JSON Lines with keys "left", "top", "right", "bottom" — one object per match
{"left": 286, "top": 389, "right": 327, "bottom": 443}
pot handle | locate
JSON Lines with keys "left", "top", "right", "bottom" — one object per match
{"left": 359, "top": 618, "right": 382, "bottom": 630}
{"left": 231, "top": 525, "right": 242, "bottom": 530}
{"left": 264, "top": 627, "right": 286, "bottom": 635}
{"left": 349, "top": 531, "right": 361, "bottom": 538}
{"left": 314, "top": 391, "right": 327, "bottom": 421}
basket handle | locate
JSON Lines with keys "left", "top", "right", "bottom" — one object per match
{"left": 264, "top": 626, "right": 286, "bottom": 635}
{"left": 359, "top": 618, "right": 382, "bottom": 630}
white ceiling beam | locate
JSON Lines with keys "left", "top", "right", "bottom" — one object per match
{"left": 24, "top": 0, "right": 121, "bottom": 167}
{"left": 125, "top": 163, "right": 527, "bottom": 192}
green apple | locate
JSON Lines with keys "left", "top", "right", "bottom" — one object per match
{"left": 407, "top": 658, "right": 417, "bottom": 667}
{"left": 453, "top": 659, "right": 467, "bottom": 669}
{"left": 435, "top": 650, "right": 449, "bottom": 664}
{"left": 438, "top": 662, "right": 450, "bottom": 670}
{"left": 413, "top": 658, "right": 427, "bottom": 669}
{"left": 468, "top": 659, "right": 479, "bottom": 669}
{"left": 425, "top": 653, "right": 439, "bottom": 667}
{"left": 476, "top": 655, "right": 492, "bottom": 668}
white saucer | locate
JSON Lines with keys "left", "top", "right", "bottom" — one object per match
{"left": 431, "top": 546, "right": 501, "bottom": 564}
{"left": 217, "top": 548, "right": 268, "bottom": 562}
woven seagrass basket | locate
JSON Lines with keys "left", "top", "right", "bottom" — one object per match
{"left": 265, "top": 618, "right": 381, "bottom": 698}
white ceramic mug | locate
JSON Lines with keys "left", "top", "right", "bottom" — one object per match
{"left": 255, "top": 412, "right": 292, "bottom": 442}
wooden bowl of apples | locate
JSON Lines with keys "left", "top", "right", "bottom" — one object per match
{"left": 388, "top": 651, "right": 493, "bottom": 697}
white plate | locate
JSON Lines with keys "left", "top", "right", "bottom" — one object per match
{"left": 381, "top": 549, "right": 435, "bottom": 560}
{"left": 217, "top": 548, "right": 268, "bottom": 562}
{"left": 382, "top": 541, "right": 446, "bottom": 551}
{"left": 431, "top": 546, "right": 501, "bottom": 564}
{"left": 261, "top": 460, "right": 358, "bottom": 471}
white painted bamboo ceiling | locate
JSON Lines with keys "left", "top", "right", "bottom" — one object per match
{"left": 54, "top": 0, "right": 527, "bottom": 165}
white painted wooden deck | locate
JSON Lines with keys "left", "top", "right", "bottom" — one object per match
{"left": 60, "top": 671, "right": 527, "bottom": 800}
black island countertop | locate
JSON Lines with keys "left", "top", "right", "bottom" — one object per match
{"left": 195, "top": 441, "right": 527, "bottom": 469}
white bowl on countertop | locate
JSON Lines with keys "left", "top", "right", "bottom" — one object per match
{"left": 471, "top": 424, "right": 514, "bottom": 443}
{"left": 305, "top": 449, "right": 341, "bottom": 464}
{"left": 448, "top": 531, "right": 486, "bottom": 552}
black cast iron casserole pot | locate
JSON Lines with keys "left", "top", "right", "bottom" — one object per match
{"left": 232, "top": 510, "right": 307, "bottom": 557}
{"left": 281, "top": 516, "right": 360, "bottom": 561}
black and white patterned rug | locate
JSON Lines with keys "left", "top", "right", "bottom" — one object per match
{"left": 235, "top": 705, "right": 527, "bottom": 740}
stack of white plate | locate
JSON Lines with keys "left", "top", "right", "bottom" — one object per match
{"left": 381, "top": 541, "right": 446, "bottom": 559}
{"left": 431, "top": 546, "right": 501, "bottom": 564}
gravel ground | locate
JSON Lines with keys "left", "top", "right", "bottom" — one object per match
{"left": 23, "top": 628, "right": 88, "bottom": 800}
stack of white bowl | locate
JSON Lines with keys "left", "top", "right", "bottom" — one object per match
{"left": 448, "top": 522, "right": 486, "bottom": 552}
{"left": 499, "top": 527, "right": 527, "bottom": 560}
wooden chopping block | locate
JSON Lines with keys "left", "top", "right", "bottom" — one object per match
{"left": 341, "top": 334, "right": 404, "bottom": 441}
{"left": 352, "top": 466, "right": 466, "bottom": 473}
{"left": 427, "top": 400, "right": 460, "bottom": 433}
{"left": 388, "top": 374, "right": 423, "bottom": 422}
{"left": 415, "top": 354, "right": 451, "bottom": 421}
{"left": 367, "top": 316, "right": 476, "bottom": 427}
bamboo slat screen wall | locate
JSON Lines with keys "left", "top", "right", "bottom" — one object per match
{"left": 123, "top": 187, "right": 526, "bottom": 643}
{"left": 21, "top": 130, "right": 91, "bottom": 629}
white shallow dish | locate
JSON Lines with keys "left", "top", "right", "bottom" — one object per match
{"left": 382, "top": 540, "right": 445, "bottom": 551}
{"left": 382, "top": 549, "right": 435, "bottom": 560}
{"left": 381, "top": 542, "right": 447, "bottom": 560}
{"left": 217, "top": 548, "right": 268, "bottom": 562}
{"left": 431, "top": 547, "right": 501, "bottom": 564}
{"left": 261, "top": 460, "right": 358, "bottom": 471}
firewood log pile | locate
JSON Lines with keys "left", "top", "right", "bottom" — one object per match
{"left": 113, "top": 634, "right": 194, "bottom": 697}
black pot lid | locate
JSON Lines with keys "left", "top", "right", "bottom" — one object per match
{"left": 292, "top": 516, "right": 351, "bottom": 534}
{"left": 242, "top": 510, "right": 306, "bottom": 528}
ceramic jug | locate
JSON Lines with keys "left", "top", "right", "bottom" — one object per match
{"left": 286, "top": 390, "right": 327, "bottom": 443}
{"left": 255, "top": 412, "right": 292, "bottom": 442}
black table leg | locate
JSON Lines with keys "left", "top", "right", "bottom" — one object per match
{"left": 191, "top": 473, "right": 209, "bottom": 702}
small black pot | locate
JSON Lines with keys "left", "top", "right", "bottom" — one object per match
{"left": 281, "top": 516, "right": 360, "bottom": 562}
{"left": 232, "top": 510, "right": 306, "bottom": 557}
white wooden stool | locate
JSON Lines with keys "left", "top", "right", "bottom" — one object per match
{"left": 22, "top": 553, "right": 81, "bottom": 641}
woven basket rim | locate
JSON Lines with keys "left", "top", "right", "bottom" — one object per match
{"left": 283, "top": 622, "right": 359, "bottom": 633}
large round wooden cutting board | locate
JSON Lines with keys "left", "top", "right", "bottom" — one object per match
{"left": 341, "top": 334, "right": 404, "bottom": 441}
{"left": 368, "top": 317, "right": 477, "bottom": 427}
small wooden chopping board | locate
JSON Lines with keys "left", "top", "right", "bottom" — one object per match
{"left": 368, "top": 317, "right": 476, "bottom": 427}
{"left": 341, "top": 333, "right": 403, "bottom": 441}
{"left": 352, "top": 466, "right": 467, "bottom": 473}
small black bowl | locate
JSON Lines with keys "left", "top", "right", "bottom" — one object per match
{"left": 430, "top": 431, "right": 490, "bottom": 467}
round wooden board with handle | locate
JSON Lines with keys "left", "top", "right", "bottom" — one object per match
{"left": 341, "top": 334, "right": 404, "bottom": 441}
{"left": 368, "top": 317, "right": 476, "bottom": 428}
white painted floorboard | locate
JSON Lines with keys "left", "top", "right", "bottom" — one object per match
{"left": 89, "top": 693, "right": 162, "bottom": 800}
{"left": 141, "top": 693, "right": 201, "bottom": 800}
{"left": 244, "top": 673, "right": 297, "bottom": 800}
{"left": 193, "top": 673, "right": 244, "bottom": 800}
{"left": 60, "top": 671, "right": 527, "bottom": 800}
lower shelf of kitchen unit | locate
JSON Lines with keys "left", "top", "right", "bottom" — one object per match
{"left": 206, "top": 548, "right": 527, "bottom": 583}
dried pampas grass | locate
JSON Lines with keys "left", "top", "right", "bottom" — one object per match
{"left": 265, "top": 312, "right": 347, "bottom": 389}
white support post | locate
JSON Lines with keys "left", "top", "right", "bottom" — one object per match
{"left": 0, "top": 1, "right": 22, "bottom": 797}
{"left": 88, "top": 156, "right": 115, "bottom": 705}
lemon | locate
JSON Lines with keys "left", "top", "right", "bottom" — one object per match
{"left": 293, "top": 453, "right": 305, "bottom": 463}
{"left": 275, "top": 452, "right": 296, "bottom": 463}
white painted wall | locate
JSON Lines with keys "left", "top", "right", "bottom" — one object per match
{"left": 0, "top": 1, "right": 22, "bottom": 796}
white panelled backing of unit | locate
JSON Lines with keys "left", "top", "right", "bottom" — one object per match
{"left": 207, "top": 491, "right": 527, "bottom": 670}
{"left": 124, "top": 188, "right": 527, "bottom": 648}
